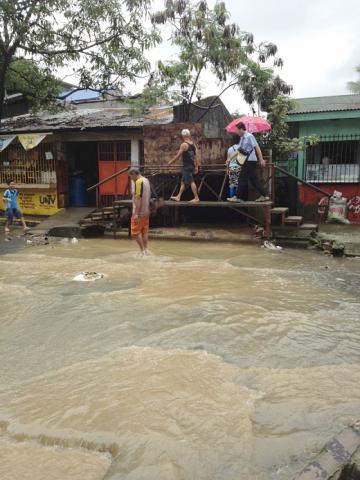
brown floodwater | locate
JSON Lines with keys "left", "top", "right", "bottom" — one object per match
{"left": 0, "top": 236, "right": 360, "bottom": 479}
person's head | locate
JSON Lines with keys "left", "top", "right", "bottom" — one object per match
{"left": 181, "top": 128, "right": 191, "bottom": 140}
{"left": 128, "top": 167, "right": 141, "bottom": 182}
{"left": 7, "top": 179, "right": 15, "bottom": 190}
{"left": 235, "top": 121, "right": 246, "bottom": 137}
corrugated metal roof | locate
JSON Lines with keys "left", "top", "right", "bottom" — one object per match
{"left": 0, "top": 107, "right": 174, "bottom": 133}
{"left": 289, "top": 94, "right": 360, "bottom": 114}
{"left": 60, "top": 89, "right": 103, "bottom": 102}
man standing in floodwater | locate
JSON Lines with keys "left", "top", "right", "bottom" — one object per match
{"left": 168, "top": 128, "right": 200, "bottom": 203}
{"left": 227, "top": 122, "right": 269, "bottom": 203}
{"left": 129, "top": 167, "right": 151, "bottom": 255}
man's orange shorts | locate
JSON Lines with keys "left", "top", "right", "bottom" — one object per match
{"left": 131, "top": 216, "right": 149, "bottom": 236}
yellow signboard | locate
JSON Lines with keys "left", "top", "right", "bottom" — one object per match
{"left": 1, "top": 189, "right": 61, "bottom": 216}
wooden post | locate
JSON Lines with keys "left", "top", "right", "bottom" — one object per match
{"left": 113, "top": 203, "right": 117, "bottom": 240}
{"left": 264, "top": 204, "right": 271, "bottom": 239}
{"left": 218, "top": 171, "right": 228, "bottom": 200}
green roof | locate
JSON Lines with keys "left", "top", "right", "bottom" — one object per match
{"left": 289, "top": 94, "right": 360, "bottom": 114}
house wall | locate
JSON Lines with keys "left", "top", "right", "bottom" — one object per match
{"left": 286, "top": 112, "right": 360, "bottom": 223}
{"left": 144, "top": 123, "right": 230, "bottom": 171}
{"left": 173, "top": 100, "right": 232, "bottom": 139}
{"left": 299, "top": 184, "right": 360, "bottom": 224}
{"left": 293, "top": 117, "right": 360, "bottom": 179}
{"left": 298, "top": 118, "right": 360, "bottom": 137}
{"left": 144, "top": 123, "right": 203, "bottom": 171}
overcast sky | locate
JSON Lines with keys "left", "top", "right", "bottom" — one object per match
{"left": 146, "top": 0, "right": 360, "bottom": 114}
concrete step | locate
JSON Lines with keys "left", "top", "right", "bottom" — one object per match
{"left": 284, "top": 215, "right": 303, "bottom": 226}
{"left": 273, "top": 223, "right": 317, "bottom": 231}
{"left": 271, "top": 207, "right": 289, "bottom": 214}
{"left": 271, "top": 206, "right": 289, "bottom": 226}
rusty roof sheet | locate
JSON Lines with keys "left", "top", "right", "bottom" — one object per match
{"left": 0, "top": 107, "right": 173, "bottom": 133}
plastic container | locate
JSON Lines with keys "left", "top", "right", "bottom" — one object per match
{"left": 69, "top": 175, "right": 87, "bottom": 207}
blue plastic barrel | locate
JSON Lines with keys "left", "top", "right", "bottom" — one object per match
{"left": 69, "top": 175, "right": 87, "bottom": 207}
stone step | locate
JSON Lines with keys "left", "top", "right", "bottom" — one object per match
{"left": 271, "top": 207, "right": 289, "bottom": 214}
{"left": 284, "top": 215, "right": 303, "bottom": 226}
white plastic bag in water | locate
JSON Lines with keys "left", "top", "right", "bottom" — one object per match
{"left": 73, "top": 272, "right": 104, "bottom": 282}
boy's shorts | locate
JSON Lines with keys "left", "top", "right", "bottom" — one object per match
{"left": 131, "top": 216, "right": 149, "bottom": 236}
{"left": 6, "top": 208, "right": 22, "bottom": 221}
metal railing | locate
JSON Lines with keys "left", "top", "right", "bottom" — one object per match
{"left": 87, "top": 165, "right": 131, "bottom": 209}
{"left": 305, "top": 134, "right": 360, "bottom": 183}
{"left": 86, "top": 160, "right": 333, "bottom": 233}
{"left": 0, "top": 143, "right": 57, "bottom": 185}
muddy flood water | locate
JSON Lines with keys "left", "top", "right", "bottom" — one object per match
{"left": 0, "top": 236, "right": 360, "bottom": 480}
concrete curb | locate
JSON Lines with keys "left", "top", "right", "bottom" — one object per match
{"left": 295, "top": 421, "right": 360, "bottom": 479}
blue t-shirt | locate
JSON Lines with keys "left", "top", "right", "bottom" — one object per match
{"left": 3, "top": 189, "right": 19, "bottom": 210}
{"left": 238, "top": 132, "right": 258, "bottom": 162}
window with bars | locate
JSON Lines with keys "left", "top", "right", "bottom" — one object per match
{"left": 305, "top": 135, "right": 360, "bottom": 183}
{"left": 98, "top": 141, "right": 131, "bottom": 162}
{"left": 0, "top": 143, "right": 56, "bottom": 185}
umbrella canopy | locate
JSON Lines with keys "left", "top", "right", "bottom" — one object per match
{"left": 225, "top": 116, "right": 271, "bottom": 135}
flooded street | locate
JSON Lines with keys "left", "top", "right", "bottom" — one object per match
{"left": 0, "top": 237, "right": 360, "bottom": 479}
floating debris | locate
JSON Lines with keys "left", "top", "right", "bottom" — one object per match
{"left": 262, "top": 240, "right": 283, "bottom": 251}
{"left": 72, "top": 272, "right": 105, "bottom": 282}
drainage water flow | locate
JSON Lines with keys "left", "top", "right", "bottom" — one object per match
{"left": 0, "top": 239, "right": 360, "bottom": 480}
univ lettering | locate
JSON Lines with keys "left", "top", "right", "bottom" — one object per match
{"left": 39, "top": 195, "right": 56, "bottom": 205}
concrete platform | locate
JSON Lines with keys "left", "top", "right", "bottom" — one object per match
{"left": 30, "top": 208, "right": 94, "bottom": 236}
{"left": 107, "top": 225, "right": 259, "bottom": 244}
{"left": 115, "top": 199, "right": 273, "bottom": 208}
{"left": 315, "top": 223, "right": 360, "bottom": 257}
{"left": 294, "top": 421, "right": 360, "bottom": 480}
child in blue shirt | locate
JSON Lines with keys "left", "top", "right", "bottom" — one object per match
{"left": 3, "top": 180, "right": 29, "bottom": 233}
{"left": 226, "top": 144, "right": 242, "bottom": 198}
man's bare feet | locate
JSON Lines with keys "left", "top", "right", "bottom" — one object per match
{"left": 170, "top": 196, "right": 180, "bottom": 202}
{"left": 189, "top": 198, "right": 200, "bottom": 203}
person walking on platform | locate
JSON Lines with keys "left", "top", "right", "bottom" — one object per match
{"left": 168, "top": 129, "right": 200, "bottom": 203}
{"left": 226, "top": 137, "right": 241, "bottom": 199}
{"left": 227, "top": 122, "right": 269, "bottom": 203}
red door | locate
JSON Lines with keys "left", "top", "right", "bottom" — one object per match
{"left": 98, "top": 141, "right": 131, "bottom": 197}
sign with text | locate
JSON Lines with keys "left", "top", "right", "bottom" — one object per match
{"left": 1, "top": 189, "right": 61, "bottom": 216}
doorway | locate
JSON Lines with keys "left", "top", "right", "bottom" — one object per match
{"left": 66, "top": 142, "right": 98, "bottom": 206}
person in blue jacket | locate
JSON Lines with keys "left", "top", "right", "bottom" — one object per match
{"left": 3, "top": 180, "right": 29, "bottom": 233}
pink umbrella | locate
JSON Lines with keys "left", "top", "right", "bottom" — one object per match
{"left": 225, "top": 116, "right": 271, "bottom": 134}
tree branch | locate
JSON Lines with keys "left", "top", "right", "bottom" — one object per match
{"left": 196, "top": 78, "right": 239, "bottom": 122}
{"left": 19, "top": 31, "right": 119, "bottom": 56}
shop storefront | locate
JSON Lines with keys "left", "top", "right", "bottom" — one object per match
{"left": 0, "top": 133, "right": 62, "bottom": 216}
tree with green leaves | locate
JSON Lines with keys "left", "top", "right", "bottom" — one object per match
{"left": 0, "top": 0, "right": 160, "bottom": 121}
{"left": 263, "top": 95, "right": 318, "bottom": 160}
{"left": 147, "top": 0, "right": 291, "bottom": 119}
{"left": 3, "top": 57, "right": 62, "bottom": 113}
{"left": 347, "top": 65, "right": 360, "bottom": 94}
